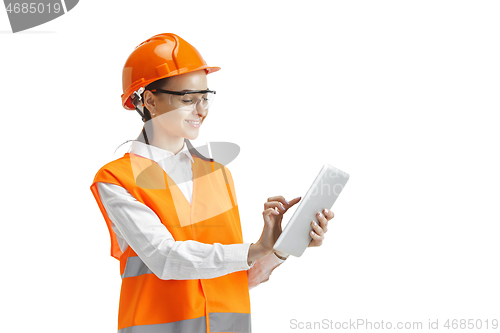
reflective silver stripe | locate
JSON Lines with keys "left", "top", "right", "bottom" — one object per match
{"left": 118, "top": 316, "right": 206, "bottom": 333}
{"left": 121, "top": 256, "right": 153, "bottom": 279}
{"left": 209, "top": 312, "right": 251, "bottom": 333}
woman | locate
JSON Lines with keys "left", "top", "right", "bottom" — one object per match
{"left": 90, "top": 33, "right": 334, "bottom": 333}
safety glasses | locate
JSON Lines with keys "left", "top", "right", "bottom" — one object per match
{"left": 150, "top": 88, "right": 216, "bottom": 110}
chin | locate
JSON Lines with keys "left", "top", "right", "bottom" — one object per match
{"left": 185, "top": 132, "right": 199, "bottom": 140}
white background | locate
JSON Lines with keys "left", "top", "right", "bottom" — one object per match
{"left": 1, "top": 1, "right": 499, "bottom": 332}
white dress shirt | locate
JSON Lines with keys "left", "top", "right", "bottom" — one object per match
{"left": 96, "top": 140, "right": 287, "bottom": 289}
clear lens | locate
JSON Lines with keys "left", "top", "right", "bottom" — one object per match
{"left": 168, "top": 92, "right": 215, "bottom": 111}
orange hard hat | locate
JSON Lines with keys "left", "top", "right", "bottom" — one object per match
{"left": 121, "top": 33, "right": 220, "bottom": 110}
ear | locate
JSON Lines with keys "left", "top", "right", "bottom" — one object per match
{"left": 143, "top": 91, "right": 157, "bottom": 112}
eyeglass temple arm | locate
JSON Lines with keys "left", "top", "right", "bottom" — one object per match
{"left": 150, "top": 89, "right": 216, "bottom": 95}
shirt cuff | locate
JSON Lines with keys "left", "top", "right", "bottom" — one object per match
{"left": 224, "top": 243, "right": 255, "bottom": 272}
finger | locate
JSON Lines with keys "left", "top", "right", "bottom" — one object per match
{"left": 282, "top": 196, "right": 301, "bottom": 209}
{"left": 311, "top": 220, "right": 325, "bottom": 238}
{"left": 264, "top": 201, "right": 286, "bottom": 213}
{"left": 288, "top": 196, "right": 301, "bottom": 206}
{"left": 309, "top": 229, "right": 323, "bottom": 247}
{"left": 268, "top": 207, "right": 280, "bottom": 215}
{"left": 267, "top": 195, "right": 287, "bottom": 203}
{"left": 267, "top": 196, "right": 291, "bottom": 209}
{"left": 262, "top": 207, "right": 280, "bottom": 218}
{"left": 308, "top": 237, "right": 318, "bottom": 247}
{"left": 323, "top": 208, "right": 334, "bottom": 221}
{"left": 262, "top": 208, "right": 280, "bottom": 223}
{"left": 316, "top": 211, "right": 328, "bottom": 233}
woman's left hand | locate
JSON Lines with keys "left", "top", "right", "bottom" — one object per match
{"left": 308, "top": 208, "right": 334, "bottom": 247}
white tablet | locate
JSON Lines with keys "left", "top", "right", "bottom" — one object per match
{"left": 273, "top": 164, "right": 350, "bottom": 257}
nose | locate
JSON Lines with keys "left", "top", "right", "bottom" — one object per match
{"left": 194, "top": 99, "right": 208, "bottom": 118}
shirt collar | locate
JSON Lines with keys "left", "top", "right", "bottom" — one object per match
{"left": 128, "top": 140, "right": 194, "bottom": 164}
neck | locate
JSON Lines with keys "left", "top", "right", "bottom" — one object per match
{"left": 137, "top": 122, "right": 186, "bottom": 155}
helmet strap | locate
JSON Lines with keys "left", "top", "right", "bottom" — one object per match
{"left": 135, "top": 105, "right": 150, "bottom": 145}
{"left": 141, "top": 126, "right": 150, "bottom": 145}
{"left": 135, "top": 106, "right": 146, "bottom": 122}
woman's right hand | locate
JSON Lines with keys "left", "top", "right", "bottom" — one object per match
{"left": 247, "top": 196, "right": 301, "bottom": 265}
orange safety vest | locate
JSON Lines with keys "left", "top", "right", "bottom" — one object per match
{"left": 90, "top": 152, "right": 251, "bottom": 333}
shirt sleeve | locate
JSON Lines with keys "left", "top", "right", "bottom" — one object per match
{"left": 96, "top": 182, "right": 255, "bottom": 280}
{"left": 247, "top": 251, "right": 287, "bottom": 290}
